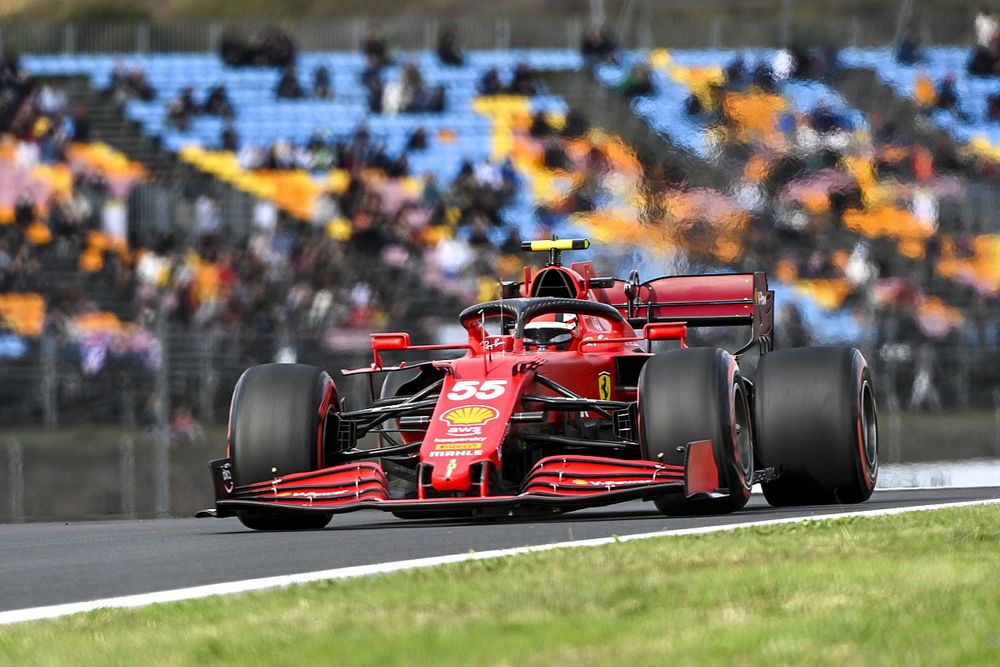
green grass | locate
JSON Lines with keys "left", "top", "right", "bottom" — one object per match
{"left": 1, "top": 504, "right": 998, "bottom": 666}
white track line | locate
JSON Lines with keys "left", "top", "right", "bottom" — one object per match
{"left": 1, "top": 497, "right": 998, "bottom": 627}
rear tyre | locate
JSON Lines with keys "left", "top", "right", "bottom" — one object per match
{"left": 229, "top": 363, "right": 336, "bottom": 530}
{"left": 754, "top": 347, "right": 878, "bottom": 506}
{"left": 639, "top": 348, "right": 753, "bottom": 516}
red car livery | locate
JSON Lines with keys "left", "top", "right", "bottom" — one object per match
{"left": 203, "top": 239, "right": 878, "bottom": 530}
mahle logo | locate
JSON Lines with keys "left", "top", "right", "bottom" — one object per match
{"left": 440, "top": 405, "right": 500, "bottom": 426}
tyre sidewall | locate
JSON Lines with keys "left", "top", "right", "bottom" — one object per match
{"left": 638, "top": 348, "right": 752, "bottom": 513}
{"left": 756, "top": 347, "right": 877, "bottom": 504}
{"left": 229, "top": 363, "right": 334, "bottom": 486}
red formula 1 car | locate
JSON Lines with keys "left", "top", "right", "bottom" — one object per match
{"left": 202, "top": 239, "right": 878, "bottom": 530}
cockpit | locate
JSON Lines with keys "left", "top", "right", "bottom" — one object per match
{"left": 459, "top": 297, "right": 632, "bottom": 354}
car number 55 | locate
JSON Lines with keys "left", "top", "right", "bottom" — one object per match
{"left": 446, "top": 380, "right": 508, "bottom": 400}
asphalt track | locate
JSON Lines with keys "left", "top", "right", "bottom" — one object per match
{"left": 1, "top": 487, "right": 998, "bottom": 614}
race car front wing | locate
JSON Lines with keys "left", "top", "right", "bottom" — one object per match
{"left": 199, "top": 440, "right": 726, "bottom": 518}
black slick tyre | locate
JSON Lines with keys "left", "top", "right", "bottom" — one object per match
{"left": 228, "top": 363, "right": 336, "bottom": 530}
{"left": 638, "top": 347, "right": 753, "bottom": 515}
{"left": 754, "top": 346, "right": 878, "bottom": 506}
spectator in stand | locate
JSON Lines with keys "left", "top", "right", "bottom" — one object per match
{"left": 723, "top": 54, "right": 746, "bottom": 88}
{"left": 967, "top": 44, "right": 998, "bottom": 75}
{"left": 479, "top": 67, "right": 503, "bottom": 95}
{"left": 276, "top": 65, "right": 304, "bottom": 99}
{"left": 165, "top": 87, "right": 197, "bottom": 131}
{"left": 935, "top": 73, "right": 966, "bottom": 119}
{"left": 399, "top": 63, "right": 426, "bottom": 112}
{"left": 36, "top": 83, "right": 66, "bottom": 117}
{"left": 529, "top": 111, "right": 555, "bottom": 138}
{"left": 895, "top": 28, "right": 924, "bottom": 65}
{"left": 914, "top": 72, "right": 937, "bottom": 109}
{"left": 618, "top": 63, "right": 654, "bottom": 98}
{"left": 421, "top": 85, "right": 446, "bottom": 113}
{"left": 580, "top": 26, "right": 618, "bottom": 70}
{"left": 975, "top": 5, "right": 999, "bottom": 49}
{"left": 406, "top": 127, "right": 428, "bottom": 152}
{"left": 194, "top": 194, "right": 221, "bottom": 241}
{"left": 221, "top": 123, "right": 239, "bottom": 151}
{"left": 508, "top": 63, "right": 539, "bottom": 95}
{"left": 752, "top": 60, "right": 778, "bottom": 92}
{"left": 220, "top": 27, "right": 250, "bottom": 67}
{"left": 774, "top": 43, "right": 819, "bottom": 80}
{"left": 436, "top": 25, "right": 464, "bottom": 67}
{"left": 808, "top": 101, "right": 850, "bottom": 134}
{"left": 969, "top": 6, "right": 1000, "bottom": 75}
{"left": 361, "top": 55, "right": 384, "bottom": 112}
{"left": 36, "top": 116, "right": 66, "bottom": 164}
{"left": 313, "top": 65, "right": 332, "bottom": 99}
{"left": 363, "top": 28, "right": 390, "bottom": 69}
{"left": 169, "top": 404, "right": 204, "bottom": 445}
{"left": 562, "top": 110, "right": 588, "bottom": 137}
{"left": 219, "top": 26, "right": 296, "bottom": 68}
{"left": 202, "top": 85, "right": 234, "bottom": 119}
{"left": 254, "top": 27, "right": 296, "bottom": 68}
{"left": 0, "top": 49, "right": 26, "bottom": 131}
{"left": 0, "top": 48, "right": 21, "bottom": 84}
{"left": 107, "top": 61, "right": 155, "bottom": 108}
{"left": 307, "top": 130, "right": 335, "bottom": 169}
{"left": 988, "top": 92, "right": 1000, "bottom": 120}
{"left": 264, "top": 140, "right": 296, "bottom": 169}
{"left": 71, "top": 104, "right": 91, "bottom": 142}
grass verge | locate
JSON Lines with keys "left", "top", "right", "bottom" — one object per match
{"left": 1, "top": 504, "right": 999, "bottom": 665}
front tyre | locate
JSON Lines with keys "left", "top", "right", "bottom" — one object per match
{"left": 754, "top": 346, "right": 878, "bottom": 506}
{"left": 639, "top": 348, "right": 753, "bottom": 515}
{"left": 228, "top": 363, "right": 336, "bottom": 530}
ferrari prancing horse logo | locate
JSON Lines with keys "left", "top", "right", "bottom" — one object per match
{"left": 598, "top": 371, "right": 612, "bottom": 400}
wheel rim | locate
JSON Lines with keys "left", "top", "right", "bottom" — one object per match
{"left": 860, "top": 380, "right": 878, "bottom": 479}
{"left": 734, "top": 383, "right": 753, "bottom": 482}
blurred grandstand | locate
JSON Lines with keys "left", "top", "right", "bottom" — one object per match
{"left": 3, "top": 0, "right": 1000, "bottom": 473}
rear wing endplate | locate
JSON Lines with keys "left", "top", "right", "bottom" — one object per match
{"left": 597, "top": 272, "right": 774, "bottom": 356}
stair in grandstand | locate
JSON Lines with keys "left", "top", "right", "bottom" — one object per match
{"left": 544, "top": 69, "right": 730, "bottom": 191}
{"left": 59, "top": 77, "right": 176, "bottom": 175}
{"left": 43, "top": 267, "right": 135, "bottom": 321}
{"left": 831, "top": 67, "right": 974, "bottom": 183}
{"left": 830, "top": 67, "right": 1000, "bottom": 309}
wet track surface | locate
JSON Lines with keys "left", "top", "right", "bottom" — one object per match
{"left": 1, "top": 487, "right": 998, "bottom": 612}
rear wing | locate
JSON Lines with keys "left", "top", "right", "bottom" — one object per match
{"left": 593, "top": 272, "right": 774, "bottom": 355}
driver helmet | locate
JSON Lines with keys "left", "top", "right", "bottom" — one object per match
{"left": 524, "top": 314, "right": 578, "bottom": 351}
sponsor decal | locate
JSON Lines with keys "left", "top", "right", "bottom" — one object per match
{"left": 440, "top": 405, "right": 500, "bottom": 427}
{"left": 446, "top": 380, "right": 508, "bottom": 401}
{"left": 434, "top": 441, "right": 486, "bottom": 451}
{"left": 482, "top": 337, "right": 507, "bottom": 351}
{"left": 278, "top": 490, "right": 351, "bottom": 498}
{"left": 569, "top": 478, "right": 652, "bottom": 487}
{"left": 221, "top": 465, "right": 234, "bottom": 494}
{"left": 444, "top": 458, "right": 458, "bottom": 481}
{"left": 445, "top": 425, "right": 485, "bottom": 436}
{"left": 434, "top": 435, "right": 487, "bottom": 444}
{"left": 598, "top": 371, "right": 612, "bottom": 401}
{"left": 431, "top": 439, "right": 486, "bottom": 457}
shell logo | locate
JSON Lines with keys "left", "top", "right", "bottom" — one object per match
{"left": 440, "top": 405, "right": 500, "bottom": 426}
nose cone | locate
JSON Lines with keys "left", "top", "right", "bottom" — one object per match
{"left": 429, "top": 455, "right": 474, "bottom": 492}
